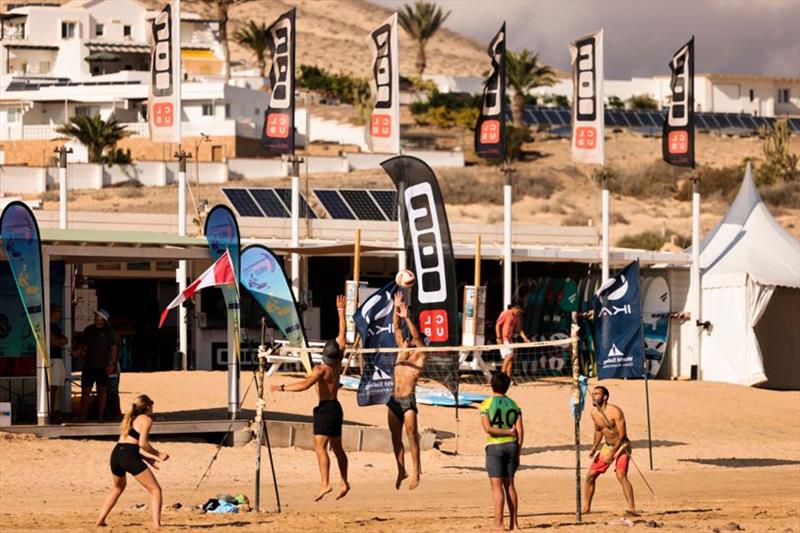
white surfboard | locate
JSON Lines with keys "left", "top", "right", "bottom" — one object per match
{"left": 641, "top": 276, "right": 670, "bottom": 378}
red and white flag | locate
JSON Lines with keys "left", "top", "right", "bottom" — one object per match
{"left": 159, "top": 250, "right": 235, "bottom": 328}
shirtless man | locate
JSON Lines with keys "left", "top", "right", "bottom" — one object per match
{"left": 495, "top": 300, "right": 530, "bottom": 380}
{"left": 271, "top": 295, "right": 350, "bottom": 501}
{"left": 583, "top": 385, "right": 637, "bottom": 516}
{"left": 387, "top": 291, "right": 426, "bottom": 490}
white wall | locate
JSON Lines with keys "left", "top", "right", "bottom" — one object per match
{"left": 103, "top": 162, "right": 167, "bottom": 187}
{"left": 405, "top": 150, "right": 465, "bottom": 168}
{"left": 228, "top": 158, "right": 286, "bottom": 179}
{"left": 89, "top": 0, "right": 148, "bottom": 42}
{"left": 68, "top": 163, "right": 103, "bottom": 190}
{"left": 0, "top": 166, "right": 47, "bottom": 194}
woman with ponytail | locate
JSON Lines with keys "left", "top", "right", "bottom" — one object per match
{"left": 96, "top": 394, "right": 169, "bottom": 529}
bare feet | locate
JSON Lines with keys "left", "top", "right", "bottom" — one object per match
{"left": 336, "top": 482, "right": 351, "bottom": 500}
{"left": 581, "top": 507, "right": 591, "bottom": 515}
{"left": 625, "top": 510, "right": 640, "bottom": 517}
{"left": 490, "top": 525, "right": 505, "bottom": 532}
{"left": 395, "top": 469, "right": 408, "bottom": 490}
{"left": 408, "top": 474, "right": 420, "bottom": 490}
{"left": 315, "top": 485, "right": 333, "bottom": 502}
{"left": 95, "top": 521, "right": 107, "bottom": 527}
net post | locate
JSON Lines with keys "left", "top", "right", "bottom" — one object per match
{"left": 570, "top": 311, "right": 582, "bottom": 523}
{"left": 645, "top": 373, "right": 654, "bottom": 470}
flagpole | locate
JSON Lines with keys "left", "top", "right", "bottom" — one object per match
{"left": 601, "top": 171, "right": 609, "bottom": 283}
{"left": 690, "top": 170, "right": 701, "bottom": 378}
{"left": 502, "top": 160, "right": 514, "bottom": 309}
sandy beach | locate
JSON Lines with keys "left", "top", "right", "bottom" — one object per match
{"left": 1, "top": 372, "right": 798, "bottom": 531}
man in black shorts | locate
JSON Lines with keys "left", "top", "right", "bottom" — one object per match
{"left": 79, "top": 309, "right": 117, "bottom": 422}
{"left": 271, "top": 295, "right": 350, "bottom": 501}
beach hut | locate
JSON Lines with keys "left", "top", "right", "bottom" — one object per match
{"left": 699, "top": 162, "right": 800, "bottom": 389}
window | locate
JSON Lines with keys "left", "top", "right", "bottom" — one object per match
{"left": 61, "top": 21, "right": 76, "bottom": 39}
{"left": 255, "top": 108, "right": 260, "bottom": 116}
{"left": 139, "top": 104, "right": 147, "bottom": 121}
{"left": 95, "top": 24, "right": 104, "bottom": 36}
{"left": 201, "top": 103, "right": 214, "bottom": 116}
{"left": 225, "top": 103, "right": 230, "bottom": 119}
{"left": 123, "top": 25, "right": 131, "bottom": 37}
{"left": 749, "top": 89, "right": 754, "bottom": 102}
{"left": 7, "top": 109, "right": 20, "bottom": 123}
{"left": 39, "top": 61, "right": 51, "bottom": 74}
{"left": 778, "top": 88, "right": 790, "bottom": 104}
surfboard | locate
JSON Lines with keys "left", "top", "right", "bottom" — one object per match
{"left": 642, "top": 276, "right": 670, "bottom": 378}
{"left": 525, "top": 277, "right": 548, "bottom": 340}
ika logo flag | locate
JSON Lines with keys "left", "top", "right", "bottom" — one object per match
{"left": 353, "top": 281, "right": 404, "bottom": 406}
{"left": 240, "top": 245, "right": 311, "bottom": 373}
{"left": 569, "top": 29, "right": 604, "bottom": 165}
{"left": 0, "top": 201, "right": 48, "bottom": 379}
{"left": 149, "top": 1, "right": 180, "bottom": 143}
{"left": 366, "top": 13, "right": 400, "bottom": 154}
{"left": 159, "top": 250, "right": 235, "bottom": 328}
{"left": 380, "top": 155, "right": 459, "bottom": 396}
{"left": 204, "top": 205, "right": 241, "bottom": 369}
{"left": 475, "top": 23, "right": 506, "bottom": 159}
{"left": 662, "top": 37, "right": 695, "bottom": 168}
{"left": 262, "top": 8, "right": 296, "bottom": 154}
{"left": 593, "top": 261, "right": 644, "bottom": 379}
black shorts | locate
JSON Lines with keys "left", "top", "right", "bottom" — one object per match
{"left": 485, "top": 442, "right": 519, "bottom": 478}
{"left": 313, "top": 400, "right": 343, "bottom": 437}
{"left": 82, "top": 368, "right": 109, "bottom": 389}
{"left": 110, "top": 443, "right": 147, "bottom": 477}
{"left": 387, "top": 394, "right": 417, "bottom": 421}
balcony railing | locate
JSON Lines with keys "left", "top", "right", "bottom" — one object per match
{"left": 0, "top": 120, "right": 252, "bottom": 141}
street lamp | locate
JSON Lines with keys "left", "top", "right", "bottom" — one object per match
{"left": 194, "top": 132, "right": 210, "bottom": 213}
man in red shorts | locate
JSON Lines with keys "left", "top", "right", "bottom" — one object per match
{"left": 582, "top": 385, "right": 637, "bottom": 516}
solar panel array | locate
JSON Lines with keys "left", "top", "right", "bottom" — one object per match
{"left": 523, "top": 106, "right": 800, "bottom": 134}
{"left": 314, "top": 189, "right": 397, "bottom": 221}
{"left": 222, "top": 188, "right": 317, "bottom": 219}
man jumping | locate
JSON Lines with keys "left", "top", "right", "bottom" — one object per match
{"left": 387, "top": 291, "right": 427, "bottom": 490}
{"left": 583, "top": 385, "right": 637, "bottom": 516}
{"left": 271, "top": 295, "right": 350, "bottom": 501}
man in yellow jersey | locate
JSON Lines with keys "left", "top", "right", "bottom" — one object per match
{"left": 479, "top": 372, "right": 524, "bottom": 531}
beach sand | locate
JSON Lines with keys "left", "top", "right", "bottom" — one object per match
{"left": 1, "top": 372, "right": 798, "bottom": 531}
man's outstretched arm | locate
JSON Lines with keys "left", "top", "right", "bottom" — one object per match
{"left": 271, "top": 366, "right": 322, "bottom": 392}
{"left": 335, "top": 294, "right": 346, "bottom": 351}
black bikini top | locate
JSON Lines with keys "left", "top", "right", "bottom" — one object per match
{"left": 128, "top": 416, "right": 141, "bottom": 440}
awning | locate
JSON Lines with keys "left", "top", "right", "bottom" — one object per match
{"left": 182, "top": 49, "right": 216, "bottom": 59}
{"left": 4, "top": 44, "right": 58, "bottom": 50}
{"left": 85, "top": 51, "right": 120, "bottom": 62}
{"left": 86, "top": 42, "right": 150, "bottom": 54}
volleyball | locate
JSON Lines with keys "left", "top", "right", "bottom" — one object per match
{"left": 395, "top": 269, "right": 416, "bottom": 288}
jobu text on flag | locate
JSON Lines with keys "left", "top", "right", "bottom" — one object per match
{"left": 353, "top": 280, "right": 405, "bottom": 406}
{"left": 380, "top": 155, "right": 459, "bottom": 396}
{"left": 0, "top": 201, "right": 48, "bottom": 377}
{"left": 569, "top": 29, "right": 604, "bottom": 165}
{"left": 261, "top": 8, "right": 296, "bottom": 154}
{"left": 148, "top": 1, "right": 180, "bottom": 143}
{"left": 159, "top": 250, "right": 235, "bottom": 328}
{"left": 366, "top": 13, "right": 400, "bottom": 154}
{"left": 593, "top": 261, "right": 645, "bottom": 379}
{"left": 240, "top": 245, "right": 312, "bottom": 373}
{"left": 475, "top": 23, "right": 506, "bottom": 159}
{"left": 662, "top": 37, "right": 695, "bottom": 168}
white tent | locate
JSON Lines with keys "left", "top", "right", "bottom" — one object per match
{"left": 699, "top": 162, "right": 800, "bottom": 389}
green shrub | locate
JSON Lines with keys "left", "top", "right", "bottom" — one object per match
{"left": 760, "top": 181, "right": 800, "bottom": 209}
{"left": 627, "top": 94, "right": 659, "bottom": 110}
{"left": 119, "top": 187, "right": 144, "bottom": 199}
{"left": 297, "top": 65, "right": 369, "bottom": 105}
{"left": 756, "top": 119, "right": 799, "bottom": 185}
{"left": 516, "top": 172, "right": 560, "bottom": 199}
{"left": 616, "top": 230, "right": 665, "bottom": 250}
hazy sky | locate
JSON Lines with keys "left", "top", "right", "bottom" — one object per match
{"left": 374, "top": 0, "right": 800, "bottom": 79}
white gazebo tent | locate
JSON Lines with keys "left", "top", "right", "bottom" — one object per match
{"left": 699, "top": 162, "right": 800, "bottom": 389}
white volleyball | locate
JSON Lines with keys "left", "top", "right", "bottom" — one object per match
{"left": 395, "top": 269, "right": 416, "bottom": 288}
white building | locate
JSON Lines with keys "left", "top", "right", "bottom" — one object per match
{"left": 426, "top": 73, "right": 800, "bottom": 117}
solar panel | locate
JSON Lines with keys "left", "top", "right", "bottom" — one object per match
{"left": 604, "top": 110, "right": 617, "bottom": 126}
{"left": 650, "top": 112, "right": 665, "bottom": 127}
{"left": 523, "top": 108, "right": 537, "bottom": 125}
{"left": 637, "top": 112, "right": 655, "bottom": 127}
{"left": 703, "top": 114, "right": 721, "bottom": 128}
{"left": 556, "top": 109, "right": 571, "bottom": 126}
{"left": 738, "top": 115, "right": 759, "bottom": 130}
{"left": 609, "top": 110, "right": 626, "bottom": 127}
{"left": 543, "top": 109, "right": 562, "bottom": 126}
{"left": 314, "top": 190, "right": 355, "bottom": 220}
{"left": 222, "top": 188, "right": 263, "bottom": 217}
{"left": 340, "top": 190, "right": 386, "bottom": 221}
{"left": 532, "top": 109, "right": 548, "bottom": 125}
{"left": 370, "top": 190, "right": 397, "bottom": 221}
{"left": 624, "top": 111, "right": 643, "bottom": 127}
{"left": 788, "top": 118, "right": 800, "bottom": 132}
{"left": 714, "top": 114, "right": 732, "bottom": 128}
{"left": 273, "top": 188, "right": 317, "bottom": 219}
{"left": 726, "top": 115, "right": 746, "bottom": 129}
{"left": 695, "top": 114, "right": 710, "bottom": 129}
{"left": 249, "top": 188, "right": 289, "bottom": 218}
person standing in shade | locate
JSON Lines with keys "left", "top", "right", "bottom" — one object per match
{"left": 480, "top": 372, "right": 523, "bottom": 531}
{"left": 49, "top": 304, "right": 69, "bottom": 424}
{"left": 79, "top": 309, "right": 117, "bottom": 422}
{"left": 583, "top": 385, "right": 637, "bottom": 516}
{"left": 387, "top": 291, "right": 427, "bottom": 490}
{"left": 495, "top": 300, "right": 530, "bottom": 380}
{"left": 270, "top": 295, "right": 350, "bottom": 501}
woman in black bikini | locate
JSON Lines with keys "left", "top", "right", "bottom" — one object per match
{"left": 96, "top": 394, "right": 169, "bottom": 529}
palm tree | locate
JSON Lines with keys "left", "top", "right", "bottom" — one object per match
{"left": 209, "top": 0, "right": 256, "bottom": 82}
{"left": 505, "top": 49, "right": 556, "bottom": 127}
{"left": 56, "top": 115, "right": 131, "bottom": 163}
{"left": 233, "top": 20, "right": 270, "bottom": 78}
{"left": 398, "top": 1, "right": 450, "bottom": 79}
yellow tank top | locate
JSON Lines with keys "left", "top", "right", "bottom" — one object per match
{"left": 479, "top": 395, "right": 521, "bottom": 445}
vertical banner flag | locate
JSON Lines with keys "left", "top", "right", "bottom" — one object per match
{"left": 262, "top": 8, "right": 296, "bottom": 154}
{"left": 569, "top": 29, "right": 604, "bottom": 165}
{"left": 353, "top": 280, "right": 406, "bottom": 406}
{"left": 366, "top": 13, "right": 400, "bottom": 154}
{"left": 380, "top": 155, "right": 459, "bottom": 395}
{"left": 240, "top": 245, "right": 311, "bottom": 373}
{"left": 204, "top": 205, "right": 241, "bottom": 370}
{"left": 663, "top": 37, "right": 695, "bottom": 168}
{"left": 0, "top": 202, "right": 48, "bottom": 378}
{"left": 475, "top": 23, "right": 506, "bottom": 159}
{"left": 149, "top": 1, "right": 180, "bottom": 143}
{"left": 593, "top": 261, "right": 645, "bottom": 379}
